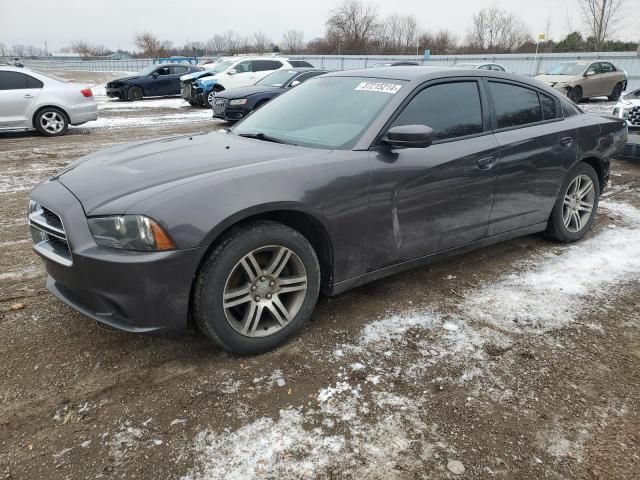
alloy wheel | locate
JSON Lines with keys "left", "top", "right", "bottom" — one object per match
{"left": 223, "top": 245, "right": 308, "bottom": 337}
{"left": 40, "top": 111, "right": 65, "bottom": 134}
{"left": 207, "top": 92, "right": 215, "bottom": 106}
{"left": 562, "top": 174, "right": 595, "bottom": 233}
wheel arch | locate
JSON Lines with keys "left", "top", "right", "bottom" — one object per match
{"left": 194, "top": 205, "right": 335, "bottom": 296}
{"left": 579, "top": 156, "right": 607, "bottom": 192}
{"left": 31, "top": 104, "right": 70, "bottom": 128}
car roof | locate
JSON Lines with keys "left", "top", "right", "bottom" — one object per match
{"left": 153, "top": 63, "right": 197, "bottom": 67}
{"left": 325, "top": 66, "right": 561, "bottom": 93}
{"left": 0, "top": 65, "right": 30, "bottom": 72}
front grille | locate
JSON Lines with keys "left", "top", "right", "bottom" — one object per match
{"left": 182, "top": 82, "right": 192, "bottom": 99}
{"left": 628, "top": 107, "right": 640, "bottom": 127}
{"left": 213, "top": 97, "right": 229, "bottom": 116}
{"left": 29, "top": 201, "right": 72, "bottom": 266}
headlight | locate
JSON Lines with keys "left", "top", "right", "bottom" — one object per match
{"left": 229, "top": 99, "right": 248, "bottom": 105}
{"left": 559, "top": 82, "right": 572, "bottom": 89}
{"left": 88, "top": 215, "right": 175, "bottom": 251}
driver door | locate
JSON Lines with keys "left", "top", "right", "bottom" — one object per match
{"left": 367, "top": 79, "right": 498, "bottom": 266}
{"left": 582, "top": 63, "right": 601, "bottom": 98}
{"left": 149, "top": 66, "right": 173, "bottom": 96}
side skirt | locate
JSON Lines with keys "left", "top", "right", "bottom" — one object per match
{"left": 328, "top": 222, "right": 548, "bottom": 296}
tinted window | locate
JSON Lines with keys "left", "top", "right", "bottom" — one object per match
{"left": 392, "top": 81, "right": 484, "bottom": 141}
{"left": 155, "top": 67, "right": 171, "bottom": 76}
{"left": 539, "top": 93, "right": 558, "bottom": 120}
{"left": 289, "top": 60, "right": 314, "bottom": 68}
{"left": 489, "top": 82, "right": 542, "bottom": 129}
{"left": 252, "top": 60, "right": 274, "bottom": 72}
{"left": 478, "top": 65, "right": 491, "bottom": 70}
{"left": 235, "top": 61, "right": 252, "bottom": 73}
{"left": 292, "top": 71, "right": 325, "bottom": 84}
{"left": 26, "top": 75, "right": 43, "bottom": 88}
{"left": 491, "top": 65, "right": 505, "bottom": 71}
{"left": 0, "top": 71, "right": 28, "bottom": 90}
{"left": 599, "top": 62, "right": 614, "bottom": 73}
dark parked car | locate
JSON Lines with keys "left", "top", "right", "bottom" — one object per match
{"left": 29, "top": 68, "right": 627, "bottom": 354}
{"left": 106, "top": 63, "right": 203, "bottom": 101}
{"left": 212, "top": 68, "right": 328, "bottom": 121}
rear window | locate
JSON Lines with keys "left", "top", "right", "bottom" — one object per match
{"left": 539, "top": 93, "right": 558, "bottom": 120}
{"left": 489, "top": 81, "right": 543, "bottom": 129}
{"left": 289, "top": 60, "right": 314, "bottom": 68}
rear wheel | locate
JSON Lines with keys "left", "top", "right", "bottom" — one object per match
{"left": 127, "top": 86, "right": 143, "bottom": 101}
{"left": 34, "top": 108, "right": 68, "bottom": 137}
{"left": 545, "top": 163, "right": 600, "bottom": 243}
{"left": 193, "top": 221, "right": 320, "bottom": 354}
{"left": 567, "top": 86, "right": 582, "bottom": 103}
{"left": 608, "top": 82, "right": 623, "bottom": 101}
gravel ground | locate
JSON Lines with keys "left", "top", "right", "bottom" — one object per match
{"left": 0, "top": 72, "right": 639, "bottom": 480}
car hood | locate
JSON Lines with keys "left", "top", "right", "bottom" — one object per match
{"left": 54, "top": 131, "right": 307, "bottom": 215}
{"left": 181, "top": 70, "right": 215, "bottom": 82}
{"left": 217, "top": 85, "right": 281, "bottom": 99}
{"left": 535, "top": 74, "right": 578, "bottom": 84}
{"left": 111, "top": 75, "right": 140, "bottom": 83}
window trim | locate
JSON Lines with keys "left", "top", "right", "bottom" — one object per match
{"left": 483, "top": 78, "right": 564, "bottom": 133}
{"left": 371, "top": 77, "right": 492, "bottom": 148}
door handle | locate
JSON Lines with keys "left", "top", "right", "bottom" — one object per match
{"left": 560, "top": 137, "right": 573, "bottom": 147}
{"left": 477, "top": 156, "right": 496, "bottom": 170}
{"left": 24, "top": 94, "right": 34, "bottom": 98}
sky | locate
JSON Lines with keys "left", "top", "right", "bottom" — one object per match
{"left": 0, "top": 0, "right": 638, "bottom": 52}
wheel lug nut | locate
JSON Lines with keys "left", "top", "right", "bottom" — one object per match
{"left": 251, "top": 285, "right": 257, "bottom": 291}
{"left": 267, "top": 294, "right": 272, "bottom": 299}
{"left": 269, "top": 281, "right": 275, "bottom": 287}
{"left": 255, "top": 295, "right": 260, "bottom": 301}
{"left": 260, "top": 276, "right": 266, "bottom": 281}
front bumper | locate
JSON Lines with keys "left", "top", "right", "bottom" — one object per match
{"left": 106, "top": 86, "right": 126, "bottom": 98}
{"left": 29, "top": 179, "right": 206, "bottom": 333}
{"left": 622, "top": 133, "right": 640, "bottom": 160}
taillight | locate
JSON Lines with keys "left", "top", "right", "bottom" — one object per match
{"left": 80, "top": 88, "right": 93, "bottom": 98}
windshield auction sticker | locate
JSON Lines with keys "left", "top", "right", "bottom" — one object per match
{"left": 355, "top": 82, "right": 402, "bottom": 94}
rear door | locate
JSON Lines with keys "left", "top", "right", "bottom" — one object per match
{"left": 0, "top": 71, "right": 42, "bottom": 127}
{"left": 368, "top": 78, "right": 499, "bottom": 264}
{"left": 168, "top": 66, "right": 189, "bottom": 95}
{"left": 598, "top": 62, "right": 618, "bottom": 97}
{"left": 486, "top": 80, "right": 577, "bottom": 235}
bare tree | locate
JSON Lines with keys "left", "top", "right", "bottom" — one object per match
{"left": 134, "top": 32, "right": 163, "bottom": 57}
{"left": 0, "top": 42, "right": 7, "bottom": 57}
{"left": 282, "top": 30, "right": 305, "bottom": 53}
{"left": 253, "top": 31, "right": 270, "bottom": 54}
{"left": 466, "top": 6, "right": 531, "bottom": 52}
{"left": 326, "top": 0, "right": 378, "bottom": 53}
{"left": 223, "top": 30, "right": 241, "bottom": 54}
{"left": 206, "top": 34, "right": 226, "bottom": 54}
{"left": 578, "top": 0, "right": 626, "bottom": 50}
{"left": 71, "top": 40, "right": 95, "bottom": 57}
{"left": 12, "top": 44, "right": 25, "bottom": 57}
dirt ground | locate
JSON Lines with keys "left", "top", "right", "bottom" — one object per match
{"left": 0, "top": 71, "right": 639, "bottom": 480}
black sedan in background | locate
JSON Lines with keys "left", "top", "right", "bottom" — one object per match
{"left": 106, "top": 63, "right": 203, "bottom": 101}
{"left": 212, "top": 68, "right": 327, "bottom": 121}
{"left": 29, "top": 68, "right": 627, "bottom": 354}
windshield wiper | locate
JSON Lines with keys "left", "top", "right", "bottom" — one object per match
{"left": 238, "top": 132, "right": 293, "bottom": 145}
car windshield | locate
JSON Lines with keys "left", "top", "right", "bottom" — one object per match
{"left": 232, "top": 76, "right": 405, "bottom": 149}
{"left": 207, "top": 61, "right": 235, "bottom": 73}
{"left": 256, "top": 70, "right": 298, "bottom": 87}
{"left": 139, "top": 65, "right": 159, "bottom": 76}
{"left": 545, "top": 63, "right": 587, "bottom": 75}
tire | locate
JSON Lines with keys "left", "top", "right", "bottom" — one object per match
{"left": 188, "top": 100, "right": 198, "bottom": 106}
{"left": 608, "top": 82, "right": 623, "bottom": 101}
{"left": 545, "top": 162, "right": 600, "bottom": 243}
{"left": 34, "top": 107, "right": 68, "bottom": 137}
{"left": 567, "top": 86, "right": 582, "bottom": 103}
{"left": 193, "top": 220, "right": 321, "bottom": 355}
{"left": 127, "top": 86, "right": 143, "bottom": 101}
{"left": 206, "top": 91, "right": 215, "bottom": 108}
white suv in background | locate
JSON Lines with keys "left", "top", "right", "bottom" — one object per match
{"left": 181, "top": 57, "right": 314, "bottom": 107}
{"left": 0, "top": 66, "right": 97, "bottom": 136}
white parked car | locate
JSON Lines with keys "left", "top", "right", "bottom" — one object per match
{"left": 180, "top": 57, "right": 314, "bottom": 107}
{"left": 453, "top": 62, "right": 509, "bottom": 72}
{"left": 0, "top": 66, "right": 97, "bottom": 136}
{"left": 613, "top": 88, "right": 640, "bottom": 129}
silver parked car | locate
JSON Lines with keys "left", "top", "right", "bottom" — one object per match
{"left": 0, "top": 66, "right": 97, "bottom": 136}
{"left": 453, "top": 62, "right": 509, "bottom": 72}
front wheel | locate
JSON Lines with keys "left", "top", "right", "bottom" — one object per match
{"left": 193, "top": 221, "right": 320, "bottom": 354}
{"left": 608, "top": 82, "right": 623, "bottom": 101}
{"left": 567, "top": 86, "right": 582, "bottom": 103}
{"left": 545, "top": 163, "right": 600, "bottom": 243}
{"left": 127, "top": 86, "right": 143, "bottom": 101}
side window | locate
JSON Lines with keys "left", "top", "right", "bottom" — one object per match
{"left": 599, "top": 62, "right": 614, "bottom": 73}
{"left": 492, "top": 65, "right": 505, "bottom": 72}
{"left": 25, "top": 75, "right": 43, "bottom": 88}
{"left": 292, "top": 72, "right": 323, "bottom": 84}
{"left": 0, "top": 71, "right": 28, "bottom": 90}
{"left": 391, "top": 81, "right": 484, "bottom": 141}
{"left": 586, "top": 63, "right": 600, "bottom": 75}
{"left": 269, "top": 61, "right": 283, "bottom": 70}
{"left": 155, "top": 67, "right": 171, "bottom": 76}
{"left": 489, "top": 82, "right": 543, "bottom": 129}
{"left": 235, "top": 61, "right": 252, "bottom": 73}
{"left": 478, "top": 65, "right": 491, "bottom": 70}
{"left": 171, "top": 66, "right": 188, "bottom": 75}
{"left": 251, "top": 60, "right": 270, "bottom": 72}
{"left": 539, "top": 92, "right": 558, "bottom": 120}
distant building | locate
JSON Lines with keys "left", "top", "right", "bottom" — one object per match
{"left": 49, "top": 52, "right": 82, "bottom": 59}
{"left": 110, "top": 51, "right": 133, "bottom": 60}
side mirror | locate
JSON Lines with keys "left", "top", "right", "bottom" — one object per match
{"left": 228, "top": 69, "right": 237, "bottom": 75}
{"left": 382, "top": 125, "right": 434, "bottom": 148}
{"left": 585, "top": 70, "right": 596, "bottom": 77}
{"left": 152, "top": 72, "right": 159, "bottom": 79}
{"left": 289, "top": 80, "right": 301, "bottom": 88}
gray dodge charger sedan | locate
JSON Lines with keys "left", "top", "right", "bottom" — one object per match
{"left": 29, "top": 67, "right": 628, "bottom": 354}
